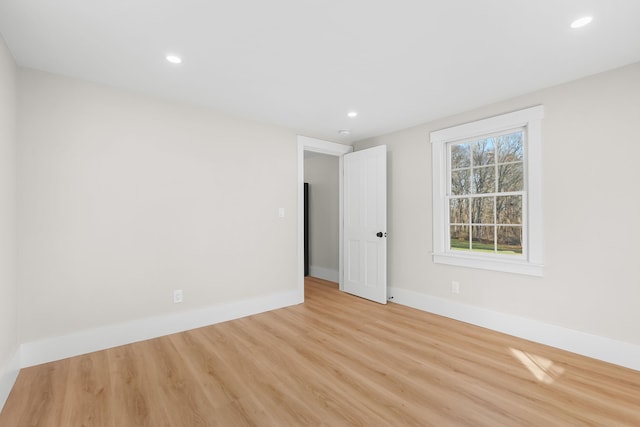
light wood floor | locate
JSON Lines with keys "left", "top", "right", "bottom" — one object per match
{"left": 2, "top": 276, "right": 639, "bottom": 426}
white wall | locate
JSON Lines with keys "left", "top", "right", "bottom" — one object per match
{"left": 304, "top": 153, "right": 339, "bottom": 280}
{"left": 17, "top": 69, "right": 299, "bottom": 345}
{"left": 355, "top": 62, "right": 640, "bottom": 347}
{"left": 0, "top": 34, "right": 18, "bottom": 406}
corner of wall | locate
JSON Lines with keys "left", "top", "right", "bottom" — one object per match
{"left": 0, "top": 348, "right": 20, "bottom": 413}
{"left": 0, "top": 31, "right": 20, "bottom": 416}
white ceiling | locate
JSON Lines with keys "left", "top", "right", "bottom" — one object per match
{"left": 1, "top": 0, "right": 639, "bottom": 143}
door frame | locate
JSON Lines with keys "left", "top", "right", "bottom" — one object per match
{"left": 297, "top": 135, "right": 353, "bottom": 301}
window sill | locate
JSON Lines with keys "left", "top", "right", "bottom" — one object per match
{"left": 433, "top": 253, "right": 543, "bottom": 277}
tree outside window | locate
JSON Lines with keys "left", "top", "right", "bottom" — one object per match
{"left": 448, "top": 131, "right": 525, "bottom": 255}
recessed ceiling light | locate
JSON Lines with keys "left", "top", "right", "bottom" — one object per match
{"left": 570, "top": 16, "right": 593, "bottom": 29}
{"left": 338, "top": 129, "right": 351, "bottom": 135}
{"left": 166, "top": 54, "right": 182, "bottom": 64}
{"left": 347, "top": 111, "right": 358, "bottom": 118}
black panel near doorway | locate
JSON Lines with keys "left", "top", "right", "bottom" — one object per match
{"left": 304, "top": 182, "right": 309, "bottom": 276}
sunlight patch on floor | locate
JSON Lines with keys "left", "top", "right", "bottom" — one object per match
{"left": 510, "top": 348, "right": 565, "bottom": 384}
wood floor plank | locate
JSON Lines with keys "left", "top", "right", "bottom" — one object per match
{"left": 1, "top": 277, "right": 639, "bottom": 426}
{"left": 59, "top": 350, "right": 112, "bottom": 427}
{"left": 106, "top": 342, "right": 171, "bottom": 426}
{"left": 2, "top": 358, "right": 71, "bottom": 427}
{"left": 132, "top": 337, "right": 216, "bottom": 426}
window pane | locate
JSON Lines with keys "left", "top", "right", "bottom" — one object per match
{"left": 472, "top": 138, "right": 495, "bottom": 166}
{"left": 451, "top": 169, "right": 470, "bottom": 195}
{"left": 451, "top": 143, "right": 471, "bottom": 169}
{"left": 449, "top": 198, "right": 469, "bottom": 224}
{"left": 496, "top": 131, "right": 524, "bottom": 163}
{"left": 450, "top": 225, "right": 470, "bottom": 251}
{"left": 497, "top": 226, "right": 522, "bottom": 254}
{"left": 471, "top": 197, "right": 494, "bottom": 224}
{"left": 472, "top": 166, "right": 495, "bottom": 194}
{"left": 498, "top": 163, "right": 523, "bottom": 192}
{"left": 471, "top": 225, "right": 495, "bottom": 252}
{"left": 496, "top": 195, "right": 522, "bottom": 224}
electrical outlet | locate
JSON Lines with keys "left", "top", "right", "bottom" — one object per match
{"left": 451, "top": 281, "right": 460, "bottom": 294}
{"left": 173, "top": 289, "right": 183, "bottom": 303}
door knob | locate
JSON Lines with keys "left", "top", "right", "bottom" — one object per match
{"left": 376, "top": 232, "right": 385, "bottom": 238}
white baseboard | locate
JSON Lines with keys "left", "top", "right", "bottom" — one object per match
{"left": 309, "top": 265, "right": 339, "bottom": 283}
{"left": 389, "top": 286, "right": 640, "bottom": 372}
{"left": 21, "top": 290, "right": 302, "bottom": 368}
{"left": 0, "top": 349, "right": 20, "bottom": 412}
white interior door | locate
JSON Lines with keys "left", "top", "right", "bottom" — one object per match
{"left": 343, "top": 145, "right": 387, "bottom": 304}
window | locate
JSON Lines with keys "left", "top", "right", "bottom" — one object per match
{"left": 431, "top": 106, "right": 543, "bottom": 276}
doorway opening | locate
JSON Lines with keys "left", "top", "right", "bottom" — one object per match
{"left": 297, "top": 136, "right": 352, "bottom": 302}
{"left": 304, "top": 152, "right": 340, "bottom": 282}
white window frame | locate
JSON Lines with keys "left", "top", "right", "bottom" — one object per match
{"left": 431, "top": 105, "right": 544, "bottom": 276}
